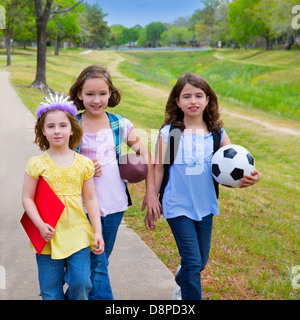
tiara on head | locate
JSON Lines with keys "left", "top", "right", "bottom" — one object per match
{"left": 36, "top": 92, "right": 78, "bottom": 118}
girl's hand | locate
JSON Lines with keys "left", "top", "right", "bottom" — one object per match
{"left": 93, "top": 232, "right": 104, "bottom": 255}
{"left": 142, "top": 192, "right": 162, "bottom": 231}
{"left": 239, "top": 169, "right": 261, "bottom": 188}
{"left": 144, "top": 211, "right": 158, "bottom": 231}
{"left": 39, "top": 223, "right": 55, "bottom": 242}
{"left": 92, "top": 159, "right": 103, "bottom": 177}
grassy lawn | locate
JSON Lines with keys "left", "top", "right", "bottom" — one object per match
{"left": 118, "top": 49, "right": 300, "bottom": 120}
{"left": 1, "top": 47, "right": 299, "bottom": 300}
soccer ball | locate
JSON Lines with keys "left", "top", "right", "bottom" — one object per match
{"left": 211, "top": 144, "right": 255, "bottom": 188}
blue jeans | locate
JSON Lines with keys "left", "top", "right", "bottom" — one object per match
{"left": 167, "top": 214, "right": 213, "bottom": 300}
{"left": 36, "top": 247, "right": 92, "bottom": 300}
{"left": 88, "top": 211, "right": 124, "bottom": 300}
{"left": 101, "top": 211, "right": 124, "bottom": 262}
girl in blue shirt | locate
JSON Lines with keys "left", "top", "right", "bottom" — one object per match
{"left": 145, "top": 72, "right": 261, "bottom": 300}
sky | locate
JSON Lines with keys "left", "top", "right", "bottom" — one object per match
{"left": 88, "top": 0, "right": 204, "bottom": 28}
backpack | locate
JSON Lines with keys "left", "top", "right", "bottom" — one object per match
{"left": 76, "top": 112, "right": 132, "bottom": 206}
{"left": 158, "top": 124, "right": 221, "bottom": 204}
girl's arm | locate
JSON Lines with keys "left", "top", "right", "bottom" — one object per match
{"left": 125, "top": 128, "right": 162, "bottom": 229}
{"left": 82, "top": 177, "right": 104, "bottom": 255}
{"left": 220, "top": 132, "right": 261, "bottom": 187}
{"left": 145, "top": 135, "right": 167, "bottom": 231}
{"left": 22, "top": 173, "right": 55, "bottom": 242}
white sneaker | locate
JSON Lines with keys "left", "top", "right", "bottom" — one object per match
{"left": 172, "top": 283, "right": 182, "bottom": 300}
{"left": 172, "top": 265, "right": 182, "bottom": 300}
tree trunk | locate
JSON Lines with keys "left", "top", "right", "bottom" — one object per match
{"left": 30, "top": 20, "right": 50, "bottom": 91}
{"left": 5, "top": 37, "right": 11, "bottom": 66}
{"left": 30, "top": 0, "right": 82, "bottom": 91}
{"left": 54, "top": 37, "right": 59, "bottom": 56}
{"left": 263, "top": 35, "right": 272, "bottom": 50}
{"left": 284, "top": 34, "right": 294, "bottom": 50}
{"left": 30, "top": 0, "right": 53, "bottom": 92}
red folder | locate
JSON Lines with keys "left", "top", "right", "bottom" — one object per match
{"left": 20, "top": 176, "right": 65, "bottom": 255}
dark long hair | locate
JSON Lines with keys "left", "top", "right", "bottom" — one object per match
{"left": 164, "top": 72, "right": 223, "bottom": 133}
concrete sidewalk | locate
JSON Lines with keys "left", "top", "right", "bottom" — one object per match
{"left": 0, "top": 70, "right": 175, "bottom": 300}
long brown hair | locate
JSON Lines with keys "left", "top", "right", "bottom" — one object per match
{"left": 164, "top": 72, "right": 223, "bottom": 133}
{"left": 69, "top": 65, "right": 122, "bottom": 111}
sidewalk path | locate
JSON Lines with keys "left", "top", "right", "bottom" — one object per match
{"left": 0, "top": 70, "right": 175, "bottom": 300}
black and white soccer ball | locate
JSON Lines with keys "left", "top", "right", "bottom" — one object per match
{"left": 211, "top": 144, "right": 255, "bottom": 188}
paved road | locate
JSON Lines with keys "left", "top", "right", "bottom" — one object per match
{"left": 0, "top": 70, "right": 175, "bottom": 300}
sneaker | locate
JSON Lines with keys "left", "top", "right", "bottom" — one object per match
{"left": 172, "top": 284, "right": 182, "bottom": 300}
{"left": 172, "top": 283, "right": 182, "bottom": 300}
{"left": 172, "top": 266, "right": 182, "bottom": 300}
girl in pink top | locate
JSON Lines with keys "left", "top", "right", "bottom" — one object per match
{"left": 69, "top": 65, "right": 161, "bottom": 300}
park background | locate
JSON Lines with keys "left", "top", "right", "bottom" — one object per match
{"left": 0, "top": 0, "right": 299, "bottom": 300}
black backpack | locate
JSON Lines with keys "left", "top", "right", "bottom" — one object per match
{"left": 158, "top": 124, "right": 221, "bottom": 204}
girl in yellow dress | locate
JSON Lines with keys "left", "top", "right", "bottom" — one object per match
{"left": 22, "top": 93, "right": 103, "bottom": 300}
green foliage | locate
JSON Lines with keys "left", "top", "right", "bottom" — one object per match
{"left": 146, "top": 21, "right": 167, "bottom": 46}
{"left": 118, "top": 50, "right": 300, "bottom": 120}
{"left": 47, "top": 0, "right": 83, "bottom": 43}
{"left": 78, "top": 2, "right": 110, "bottom": 48}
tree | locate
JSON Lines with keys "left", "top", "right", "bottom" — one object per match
{"left": 0, "top": 0, "right": 33, "bottom": 66}
{"left": 146, "top": 21, "right": 167, "bottom": 47}
{"left": 191, "top": 0, "right": 221, "bottom": 46}
{"left": 47, "top": 0, "right": 83, "bottom": 55}
{"left": 14, "top": 5, "right": 36, "bottom": 49}
{"left": 252, "top": 0, "right": 277, "bottom": 50}
{"left": 212, "top": 1, "right": 231, "bottom": 47}
{"left": 118, "top": 25, "right": 140, "bottom": 47}
{"left": 228, "top": 0, "right": 259, "bottom": 48}
{"left": 161, "top": 27, "right": 193, "bottom": 46}
{"left": 137, "top": 27, "right": 147, "bottom": 47}
{"left": 31, "top": 0, "right": 83, "bottom": 91}
{"left": 228, "top": 0, "right": 276, "bottom": 50}
{"left": 109, "top": 24, "right": 126, "bottom": 47}
{"left": 79, "top": 3, "right": 110, "bottom": 49}
{"left": 260, "top": 0, "right": 300, "bottom": 50}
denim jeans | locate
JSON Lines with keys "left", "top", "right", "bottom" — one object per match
{"left": 167, "top": 214, "right": 213, "bottom": 300}
{"left": 88, "top": 211, "right": 124, "bottom": 300}
{"left": 36, "top": 247, "right": 92, "bottom": 300}
{"left": 101, "top": 211, "right": 124, "bottom": 261}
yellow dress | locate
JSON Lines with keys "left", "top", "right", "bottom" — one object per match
{"left": 25, "top": 151, "right": 95, "bottom": 259}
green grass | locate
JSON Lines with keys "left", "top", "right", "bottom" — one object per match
{"left": 118, "top": 49, "right": 300, "bottom": 120}
{"left": 1, "top": 47, "right": 299, "bottom": 299}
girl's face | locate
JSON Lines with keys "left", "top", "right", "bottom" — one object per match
{"left": 42, "top": 110, "right": 73, "bottom": 149}
{"left": 77, "top": 78, "right": 111, "bottom": 116}
{"left": 176, "top": 83, "right": 209, "bottom": 117}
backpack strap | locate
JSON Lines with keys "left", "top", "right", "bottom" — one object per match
{"left": 106, "top": 112, "right": 132, "bottom": 206}
{"left": 106, "top": 112, "right": 125, "bottom": 162}
{"left": 75, "top": 113, "right": 83, "bottom": 153}
{"left": 212, "top": 130, "right": 221, "bottom": 199}
{"left": 159, "top": 124, "right": 182, "bottom": 203}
